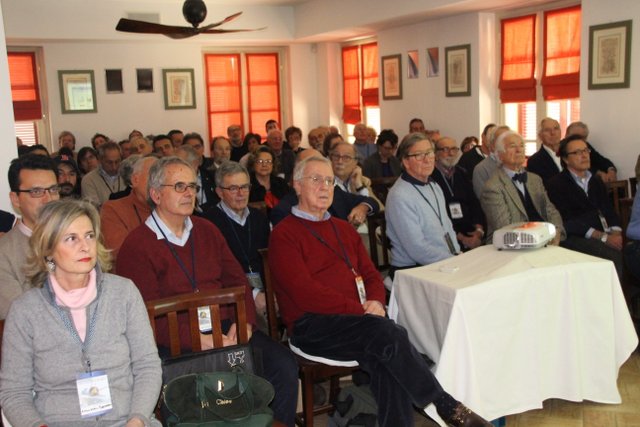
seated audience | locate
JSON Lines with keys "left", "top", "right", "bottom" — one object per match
{"left": 116, "top": 157, "right": 298, "bottom": 427}
{"left": 362, "top": 129, "right": 402, "bottom": 178}
{"left": 321, "top": 132, "right": 344, "bottom": 156}
{"left": 624, "top": 190, "right": 640, "bottom": 281}
{"left": 52, "top": 130, "right": 76, "bottom": 159}
{"left": 0, "top": 199, "right": 162, "bottom": 427}
{"left": 307, "top": 127, "right": 324, "bottom": 151}
{"left": 472, "top": 125, "right": 509, "bottom": 198}
{"left": 266, "top": 129, "right": 295, "bottom": 182}
{"left": 480, "top": 131, "right": 564, "bottom": 243}
{"left": 353, "top": 123, "right": 377, "bottom": 161}
{"left": 108, "top": 154, "right": 143, "bottom": 200}
{"left": 77, "top": 146, "right": 99, "bottom": 177}
{"left": 409, "top": 117, "right": 426, "bottom": 134}
{"left": 203, "top": 162, "right": 271, "bottom": 329}
{"left": 268, "top": 155, "right": 491, "bottom": 427}
{"left": 101, "top": 156, "right": 157, "bottom": 263}
{"left": 210, "top": 136, "right": 232, "bottom": 170}
{"left": 248, "top": 146, "right": 290, "bottom": 209}
{"left": 91, "top": 132, "right": 109, "bottom": 149}
{"left": 238, "top": 132, "right": 262, "bottom": 167}
{"left": 167, "top": 129, "right": 184, "bottom": 147}
{"left": 460, "top": 136, "right": 478, "bottom": 153}
{"left": 81, "top": 142, "right": 125, "bottom": 208}
{"left": 119, "top": 139, "right": 132, "bottom": 159}
{"left": 270, "top": 149, "right": 379, "bottom": 226}
{"left": 432, "top": 136, "right": 485, "bottom": 251}
{"left": 458, "top": 123, "right": 495, "bottom": 181}
{"left": 285, "top": 126, "right": 304, "bottom": 154}
{"left": 175, "top": 144, "right": 218, "bottom": 212}
{"left": 386, "top": 133, "right": 460, "bottom": 276}
{"left": 25, "top": 144, "right": 50, "bottom": 157}
{"left": 330, "top": 142, "right": 377, "bottom": 200}
{"left": 129, "top": 136, "right": 153, "bottom": 156}
{"left": 526, "top": 117, "right": 563, "bottom": 186}
{"left": 54, "top": 154, "right": 81, "bottom": 199}
{"left": 566, "top": 121, "right": 618, "bottom": 183}
{"left": 227, "top": 124, "right": 246, "bottom": 161}
{"left": 152, "top": 134, "right": 175, "bottom": 157}
{"left": 129, "top": 129, "right": 143, "bottom": 140}
{"left": 0, "top": 155, "right": 59, "bottom": 319}
{"left": 184, "top": 132, "right": 213, "bottom": 169}
{"left": 546, "top": 135, "right": 623, "bottom": 278}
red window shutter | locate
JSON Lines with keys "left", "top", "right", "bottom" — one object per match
{"left": 246, "top": 53, "right": 281, "bottom": 139}
{"left": 8, "top": 52, "right": 42, "bottom": 121}
{"left": 499, "top": 15, "right": 537, "bottom": 103}
{"left": 542, "top": 5, "right": 581, "bottom": 100}
{"left": 342, "top": 46, "right": 361, "bottom": 124}
{"left": 204, "top": 54, "right": 243, "bottom": 140}
{"left": 361, "top": 42, "right": 379, "bottom": 107}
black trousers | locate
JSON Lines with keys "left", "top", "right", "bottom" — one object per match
{"left": 624, "top": 240, "right": 640, "bottom": 282}
{"left": 291, "top": 313, "right": 444, "bottom": 427}
{"left": 561, "top": 235, "right": 624, "bottom": 279}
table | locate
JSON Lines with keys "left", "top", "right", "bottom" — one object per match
{"left": 389, "top": 245, "right": 638, "bottom": 425}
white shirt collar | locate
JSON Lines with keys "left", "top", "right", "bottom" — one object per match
{"left": 218, "top": 201, "right": 250, "bottom": 226}
{"left": 542, "top": 144, "right": 563, "bottom": 171}
{"left": 291, "top": 205, "right": 331, "bottom": 222}
{"left": 17, "top": 219, "right": 32, "bottom": 237}
{"left": 145, "top": 211, "right": 193, "bottom": 246}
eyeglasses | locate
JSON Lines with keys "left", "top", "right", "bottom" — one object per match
{"left": 256, "top": 159, "right": 273, "bottom": 165}
{"left": 405, "top": 151, "right": 435, "bottom": 161}
{"left": 329, "top": 153, "right": 356, "bottom": 162}
{"left": 15, "top": 185, "right": 60, "bottom": 198}
{"left": 219, "top": 183, "right": 252, "bottom": 193}
{"left": 436, "top": 147, "right": 460, "bottom": 154}
{"left": 160, "top": 182, "right": 201, "bottom": 193}
{"left": 301, "top": 175, "right": 335, "bottom": 187}
{"left": 566, "top": 148, "right": 591, "bottom": 156}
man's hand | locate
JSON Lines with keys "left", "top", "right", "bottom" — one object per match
{"left": 551, "top": 234, "right": 561, "bottom": 246}
{"left": 605, "top": 233, "right": 623, "bottom": 251}
{"left": 458, "top": 232, "right": 483, "bottom": 250}
{"left": 348, "top": 203, "right": 370, "bottom": 226}
{"left": 349, "top": 166, "right": 365, "bottom": 192}
{"left": 597, "top": 169, "right": 617, "bottom": 183}
{"left": 199, "top": 323, "right": 253, "bottom": 350}
{"left": 254, "top": 291, "right": 267, "bottom": 316}
{"left": 362, "top": 300, "right": 385, "bottom": 317}
{"left": 125, "top": 418, "right": 145, "bottom": 427}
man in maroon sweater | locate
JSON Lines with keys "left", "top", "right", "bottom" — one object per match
{"left": 117, "top": 157, "right": 298, "bottom": 427}
{"left": 269, "top": 156, "right": 490, "bottom": 427}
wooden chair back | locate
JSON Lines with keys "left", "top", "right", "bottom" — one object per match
{"left": 146, "top": 287, "right": 248, "bottom": 357}
{"left": 630, "top": 177, "right": 637, "bottom": 197}
{"left": 369, "top": 176, "right": 398, "bottom": 205}
{"left": 258, "top": 248, "right": 285, "bottom": 341}
{"left": 367, "top": 212, "right": 391, "bottom": 270}
{"left": 606, "top": 180, "right": 629, "bottom": 217}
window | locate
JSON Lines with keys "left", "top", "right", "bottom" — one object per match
{"left": 500, "top": 5, "right": 581, "bottom": 149}
{"left": 8, "top": 51, "right": 43, "bottom": 146}
{"left": 204, "top": 51, "right": 282, "bottom": 141}
{"left": 341, "top": 41, "right": 380, "bottom": 142}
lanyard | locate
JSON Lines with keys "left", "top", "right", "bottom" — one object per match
{"left": 99, "top": 173, "right": 121, "bottom": 194}
{"left": 133, "top": 204, "right": 143, "bottom": 224}
{"left": 221, "top": 207, "right": 254, "bottom": 273}
{"left": 412, "top": 182, "right": 444, "bottom": 227}
{"left": 437, "top": 169, "right": 455, "bottom": 197}
{"left": 151, "top": 213, "right": 198, "bottom": 291}
{"left": 296, "top": 217, "right": 357, "bottom": 274}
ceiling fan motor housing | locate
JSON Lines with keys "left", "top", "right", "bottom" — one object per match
{"left": 183, "top": 0, "right": 207, "bottom": 28}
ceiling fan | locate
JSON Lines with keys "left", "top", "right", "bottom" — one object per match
{"left": 116, "top": 0, "right": 265, "bottom": 39}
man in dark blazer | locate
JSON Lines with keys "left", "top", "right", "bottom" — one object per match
{"left": 547, "top": 134, "right": 623, "bottom": 278}
{"left": 565, "top": 121, "right": 618, "bottom": 183}
{"left": 457, "top": 123, "right": 495, "bottom": 181}
{"left": 481, "top": 131, "right": 564, "bottom": 244}
{"left": 526, "top": 117, "right": 563, "bottom": 187}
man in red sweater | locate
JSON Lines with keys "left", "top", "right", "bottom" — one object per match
{"left": 117, "top": 156, "right": 298, "bottom": 427}
{"left": 269, "top": 156, "right": 491, "bottom": 427}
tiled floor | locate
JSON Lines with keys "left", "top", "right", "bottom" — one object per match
{"left": 313, "top": 350, "right": 640, "bottom": 427}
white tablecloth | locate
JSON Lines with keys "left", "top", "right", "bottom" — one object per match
{"left": 389, "top": 245, "right": 638, "bottom": 424}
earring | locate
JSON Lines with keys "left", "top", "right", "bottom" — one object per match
{"left": 46, "top": 258, "right": 56, "bottom": 272}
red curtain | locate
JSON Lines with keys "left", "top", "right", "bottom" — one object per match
{"left": 542, "top": 5, "right": 581, "bottom": 100}
{"left": 246, "top": 53, "right": 281, "bottom": 139}
{"left": 499, "top": 14, "right": 537, "bottom": 103}
{"left": 8, "top": 52, "right": 42, "bottom": 121}
{"left": 342, "top": 46, "right": 361, "bottom": 124}
{"left": 204, "top": 54, "right": 243, "bottom": 139}
{"left": 361, "top": 42, "right": 379, "bottom": 106}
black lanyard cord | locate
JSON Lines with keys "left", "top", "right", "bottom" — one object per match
{"left": 295, "top": 217, "right": 356, "bottom": 273}
{"left": 151, "top": 213, "right": 197, "bottom": 291}
{"left": 412, "top": 182, "right": 444, "bottom": 227}
{"left": 221, "top": 206, "right": 254, "bottom": 273}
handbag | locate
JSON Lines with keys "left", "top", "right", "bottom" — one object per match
{"left": 163, "top": 369, "right": 275, "bottom": 427}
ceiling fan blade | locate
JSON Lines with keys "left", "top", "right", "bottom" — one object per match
{"left": 116, "top": 18, "right": 192, "bottom": 35}
{"left": 198, "top": 11, "right": 243, "bottom": 31}
{"left": 199, "top": 27, "right": 267, "bottom": 35}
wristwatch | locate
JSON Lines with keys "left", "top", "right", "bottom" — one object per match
{"left": 600, "top": 233, "right": 608, "bottom": 243}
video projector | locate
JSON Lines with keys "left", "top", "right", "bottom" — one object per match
{"left": 493, "top": 222, "right": 556, "bottom": 250}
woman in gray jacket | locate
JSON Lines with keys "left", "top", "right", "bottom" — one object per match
{"left": 0, "top": 199, "right": 161, "bottom": 427}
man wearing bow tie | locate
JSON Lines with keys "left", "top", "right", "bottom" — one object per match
{"left": 480, "top": 131, "right": 564, "bottom": 244}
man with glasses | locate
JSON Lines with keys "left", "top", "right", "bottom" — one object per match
{"left": 547, "top": 134, "right": 623, "bottom": 278}
{"left": 117, "top": 157, "right": 298, "bottom": 427}
{"left": 362, "top": 129, "right": 402, "bottom": 179}
{"left": 386, "top": 133, "right": 460, "bottom": 277}
{"left": 431, "top": 137, "right": 485, "bottom": 251}
{"left": 81, "top": 141, "right": 125, "bottom": 208}
{"left": 0, "top": 155, "right": 60, "bottom": 319}
{"left": 330, "top": 142, "right": 373, "bottom": 197}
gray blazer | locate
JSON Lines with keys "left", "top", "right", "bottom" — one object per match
{"left": 481, "top": 168, "right": 565, "bottom": 243}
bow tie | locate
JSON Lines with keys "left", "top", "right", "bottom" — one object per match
{"left": 512, "top": 172, "right": 527, "bottom": 184}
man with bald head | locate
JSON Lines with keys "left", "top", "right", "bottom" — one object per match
{"left": 526, "top": 117, "right": 563, "bottom": 186}
{"left": 266, "top": 129, "right": 295, "bottom": 182}
{"left": 431, "top": 137, "right": 485, "bottom": 250}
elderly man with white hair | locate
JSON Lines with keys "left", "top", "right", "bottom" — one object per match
{"left": 480, "top": 131, "right": 564, "bottom": 244}
{"left": 472, "top": 125, "right": 510, "bottom": 198}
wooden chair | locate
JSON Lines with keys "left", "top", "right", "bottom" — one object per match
{"left": 369, "top": 176, "right": 398, "bottom": 205}
{"left": 259, "top": 248, "right": 358, "bottom": 427}
{"left": 366, "top": 211, "right": 391, "bottom": 270}
{"left": 606, "top": 180, "right": 629, "bottom": 217}
{"left": 630, "top": 177, "right": 637, "bottom": 197}
{"left": 146, "top": 287, "right": 249, "bottom": 357}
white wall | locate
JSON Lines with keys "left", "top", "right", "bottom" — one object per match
{"left": 581, "top": 0, "right": 640, "bottom": 180}
{"left": 0, "top": 2, "right": 16, "bottom": 212}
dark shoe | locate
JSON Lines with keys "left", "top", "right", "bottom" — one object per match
{"left": 444, "top": 403, "right": 492, "bottom": 427}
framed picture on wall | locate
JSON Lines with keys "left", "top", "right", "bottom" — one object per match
{"left": 407, "top": 50, "right": 419, "bottom": 79}
{"left": 427, "top": 47, "right": 439, "bottom": 77}
{"left": 445, "top": 44, "right": 471, "bottom": 97}
{"left": 162, "top": 69, "right": 196, "bottom": 109}
{"left": 382, "top": 54, "right": 402, "bottom": 100}
{"left": 588, "top": 20, "right": 632, "bottom": 89}
{"left": 58, "top": 70, "right": 97, "bottom": 113}
{"left": 136, "top": 68, "right": 154, "bottom": 92}
{"left": 105, "top": 69, "right": 123, "bottom": 93}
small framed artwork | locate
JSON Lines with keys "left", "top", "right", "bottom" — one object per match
{"left": 427, "top": 47, "right": 439, "bottom": 77}
{"left": 105, "top": 69, "right": 123, "bottom": 93}
{"left": 162, "top": 68, "right": 196, "bottom": 109}
{"left": 382, "top": 54, "right": 402, "bottom": 100}
{"left": 588, "top": 20, "right": 632, "bottom": 90}
{"left": 407, "top": 50, "right": 419, "bottom": 79}
{"left": 445, "top": 44, "right": 471, "bottom": 97}
{"left": 58, "top": 70, "right": 97, "bottom": 114}
{"left": 136, "top": 68, "right": 154, "bottom": 92}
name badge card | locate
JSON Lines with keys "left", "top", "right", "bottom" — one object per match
{"left": 449, "top": 202, "right": 463, "bottom": 219}
{"left": 355, "top": 275, "right": 367, "bottom": 304}
{"left": 197, "top": 306, "right": 212, "bottom": 333}
{"left": 76, "top": 371, "right": 113, "bottom": 418}
{"left": 246, "top": 272, "right": 264, "bottom": 290}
